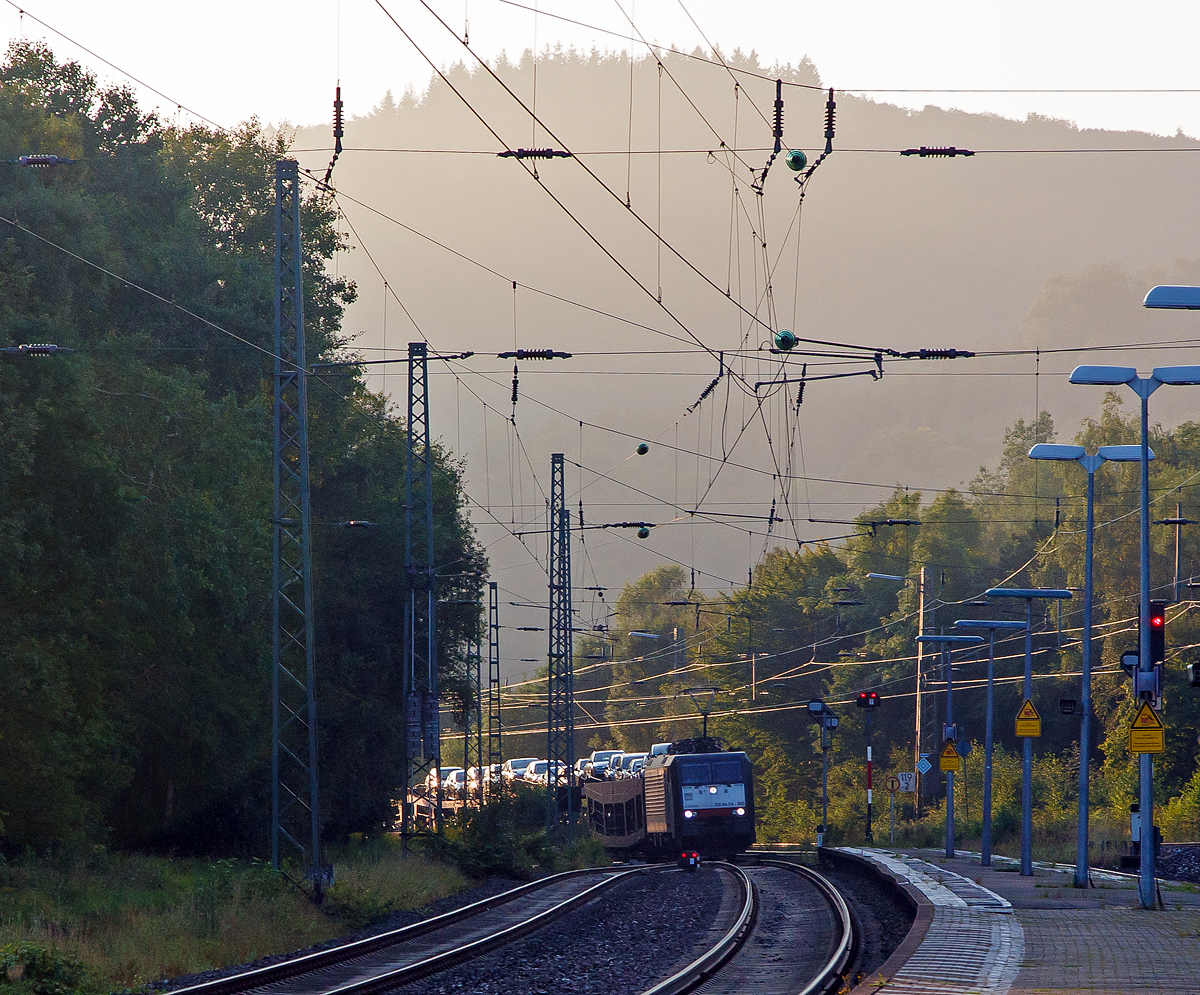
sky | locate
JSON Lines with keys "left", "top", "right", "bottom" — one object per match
{"left": 8, "top": 0, "right": 1200, "bottom": 680}
{"left": 4, "top": 0, "right": 1200, "bottom": 140}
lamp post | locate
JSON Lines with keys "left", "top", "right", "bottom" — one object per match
{"left": 953, "top": 619, "right": 1028, "bottom": 866}
{"left": 1027, "top": 443, "right": 1149, "bottom": 887}
{"left": 916, "top": 633, "right": 983, "bottom": 858}
{"left": 1069, "top": 352, "right": 1200, "bottom": 908}
{"left": 985, "top": 588, "right": 1072, "bottom": 876}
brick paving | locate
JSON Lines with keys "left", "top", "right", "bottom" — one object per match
{"left": 848, "top": 848, "right": 1200, "bottom": 995}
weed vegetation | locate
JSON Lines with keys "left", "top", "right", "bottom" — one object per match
{"left": 0, "top": 843, "right": 467, "bottom": 994}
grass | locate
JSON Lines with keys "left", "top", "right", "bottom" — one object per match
{"left": 0, "top": 840, "right": 469, "bottom": 994}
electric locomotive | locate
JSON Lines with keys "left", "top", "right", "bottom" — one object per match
{"left": 583, "top": 737, "right": 755, "bottom": 859}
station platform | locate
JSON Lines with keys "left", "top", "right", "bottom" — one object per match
{"left": 835, "top": 846, "right": 1200, "bottom": 995}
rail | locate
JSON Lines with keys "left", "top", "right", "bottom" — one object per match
{"left": 637, "top": 862, "right": 755, "bottom": 995}
{"left": 170, "top": 865, "right": 636, "bottom": 995}
{"left": 758, "top": 858, "right": 855, "bottom": 995}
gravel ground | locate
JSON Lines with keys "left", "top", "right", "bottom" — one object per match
{"left": 1156, "top": 844, "right": 1200, "bottom": 884}
{"left": 152, "top": 876, "right": 524, "bottom": 992}
{"left": 398, "top": 866, "right": 729, "bottom": 995}
{"left": 817, "top": 857, "right": 915, "bottom": 990}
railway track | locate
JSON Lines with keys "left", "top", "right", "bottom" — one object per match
{"left": 170, "top": 866, "right": 640, "bottom": 995}
{"left": 641, "top": 859, "right": 854, "bottom": 995}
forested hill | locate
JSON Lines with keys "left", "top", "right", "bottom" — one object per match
{"left": 0, "top": 41, "right": 485, "bottom": 856}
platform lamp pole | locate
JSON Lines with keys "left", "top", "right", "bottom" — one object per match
{"left": 984, "top": 588, "right": 1072, "bottom": 876}
{"left": 916, "top": 634, "right": 983, "bottom": 858}
{"left": 1027, "top": 443, "right": 1150, "bottom": 887}
{"left": 953, "top": 619, "right": 1029, "bottom": 866}
{"left": 1069, "top": 332, "right": 1200, "bottom": 906}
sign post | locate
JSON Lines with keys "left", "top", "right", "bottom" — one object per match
{"left": 885, "top": 774, "right": 901, "bottom": 843}
{"left": 1129, "top": 701, "right": 1165, "bottom": 753}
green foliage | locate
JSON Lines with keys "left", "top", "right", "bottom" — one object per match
{"left": 0, "top": 943, "right": 91, "bottom": 995}
{"left": 0, "top": 41, "right": 485, "bottom": 856}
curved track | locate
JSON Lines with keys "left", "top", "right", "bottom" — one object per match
{"left": 642, "top": 859, "right": 853, "bottom": 995}
{"left": 170, "top": 867, "right": 639, "bottom": 995}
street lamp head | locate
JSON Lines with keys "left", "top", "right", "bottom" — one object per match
{"left": 1028, "top": 444, "right": 1085, "bottom": 461}
{"left": 1152, "top": 366, "right": 1200, "bottom": 386}
{"left": 985, "top": 587, "right": 1073, "bottom": 600}
{"left": 916, "top": 634, "right": 985, "bottom": 646}
{"left": 866, "top": 573, "right": 906, "bottom": 582}
{"left": 1096, "top": 445, "right": 1153, "bottom": 462}
{"left": 628, "top": 631, "right": 660, "bottom": 639}
{"left": 1144, "top": 285, "right": 1200, "bottom": 310}
{"left": 953, "top": 619, "right": 1028, "bottom": 630}
{"left": 1069, "top": 365, "right": 1137, "bottom": 386}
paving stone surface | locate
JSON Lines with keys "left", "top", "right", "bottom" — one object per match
{"left": 845, "top": 847, "right": 1200, "bottom": 995}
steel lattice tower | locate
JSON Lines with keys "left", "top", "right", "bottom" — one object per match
{"left": 271, "top": 159, "right": 325, "bottom": 888}
{"left": 402, "top": 341, "right": 441, "bottom": 841}
{"left": 463, "top": 635, "right": 483, "bottom": 803}
{"left": 546, "top": 454, "right": 575, "bottom": 832}
{"left": 487, "top": 582, "right": 502, "bottom": 773}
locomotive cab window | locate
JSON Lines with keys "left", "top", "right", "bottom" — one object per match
{"left": 679, "top": 759, "right": 741, "bottom": 784}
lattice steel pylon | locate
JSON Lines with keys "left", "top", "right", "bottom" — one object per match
{"left": 486, "top": 582, "right": 502, "bottom": 776}
{"left": 546, "top": 454, "right": 575, "bottom": 833}
{"left": 463, "top": 634, "right": 483, "bottom": 804}
{"left": 402, "top": 341, "right": 441, "bottom": 843}
{"left": 271, "top": 159, "right": 326, "bottom": 889}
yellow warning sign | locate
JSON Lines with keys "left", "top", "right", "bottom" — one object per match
{"left": 1129, "top": 701, "right": 1165, "bottom": 754}
{"left": 1015, "top": 698, "right": 1041, "bottom": 738}
{"left": 939, "top": 740, "right": 961, "bottom": 773}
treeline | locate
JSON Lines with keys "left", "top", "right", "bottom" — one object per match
{"left": 0, "top": 43, "right": 485, "bottom": 857}
{"left": 582, "top": 395, "right": 1200, "bottom": 843}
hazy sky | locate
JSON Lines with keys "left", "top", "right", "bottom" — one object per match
{"left": 4, "top": 0, "right": 1200, "bottom": 139}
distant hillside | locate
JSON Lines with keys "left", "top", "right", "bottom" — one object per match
{"left": 289, "top": 49, "right": 1200, "bottom": 624}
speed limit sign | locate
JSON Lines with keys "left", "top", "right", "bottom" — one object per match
{"left": 884, "top": 775, "right": 901, "bottom": 793}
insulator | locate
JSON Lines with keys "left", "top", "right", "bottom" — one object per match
{"left": 774, "top": 328, "right": 797, "bottom": 352}
{"left": 17, "top": 154, "right": 75, "bottom": 167}
{"left": 824, "top": 88, "right": 836, "bottom": 141}
{"left": 637, "top": 526, "right": 650, "bottom": 539}
{"left": 785, "top": 149, "right": 807, "bottom": 172}
{"left": 900, "top": 146, "right": 975, "bottom": 158}
{"left": 511, "top": 364, "right": 519, "bottom": 406}
{"left": 904, "top": 348, "right": 976, "bottom": 360}
{"left": 333, "top": 86, "right": 344, "bottom": 140}
{"left": 498, "top": 348, "right": 571, "bottom": 360}
{"left": 636, "top": 443, "right": 649, "bottom": 455}
{"left": 773, "top": 79, "right": 784, "bottom": 147}
{"left": 497, "top": 148, "right": 572, "bottom": 160}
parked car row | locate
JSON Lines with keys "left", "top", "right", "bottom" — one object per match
{"left": 422, "top": 743, "right": 677, "bottom": 797}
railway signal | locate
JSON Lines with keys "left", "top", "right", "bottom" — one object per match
{"left": 1147, "top": 600, "right": 1166, "bottom": 664}
{"left": 856, "top": 691, "right": 882, "bottom": 842}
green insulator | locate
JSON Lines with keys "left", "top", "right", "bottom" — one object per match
{"left": 636, "top": 442, "right": 649, "bottom": 455}
{"left": 637, "top": 526, "right": 650, "bottom": 539}
{"left": 774, "top": 329, "right": 797, "bottom": 352}
{"left": 785, "top": 149, "right": 808, "bottom": 171}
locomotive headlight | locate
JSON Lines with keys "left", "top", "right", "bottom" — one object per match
{"left": 684, "top": 809, "right": 695, "bottom": 819}
{"left": 709, "top": 786, "right": 718, "bottom": 794}
{"left": 735, "top": 807, "right": 746, "bottom": 816}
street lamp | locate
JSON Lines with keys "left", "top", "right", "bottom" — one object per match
{"left": 953, "top": 619, "right": 1029, "bottom": 866}
{"left": 985, "top": 587, "right": 1072, "bottom": 876}
{"left": 1028, "top": 442, "right": 1149, "bottom": 887}
{"left": 1069, "top": 358, "right": 1200, "bottom": 908}
{"left": 916, "top": 633, "right": 983, "bottom": 858}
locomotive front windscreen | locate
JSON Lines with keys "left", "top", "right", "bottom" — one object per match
{"left": 678, "top": 756, "right": 746, "bottom": 813}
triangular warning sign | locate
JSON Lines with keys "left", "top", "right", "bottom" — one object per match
{"left": 1017, "top": 698, "right": 1040, "bottom": 721}
{"left": 939, "top": 740, "right": 958, "bottom": 758}
{"left": 1132, "top": 701, "right": 1163, "bottom": 729}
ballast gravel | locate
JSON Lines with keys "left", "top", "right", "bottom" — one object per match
{"left": 818, "top": 857, "right": 914, "bottom": 989}
{"left": 399, "top": 866, "right": 727, "bottom": 995}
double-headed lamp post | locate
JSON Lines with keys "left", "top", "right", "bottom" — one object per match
{"left": 916, "top": 633, "right": 983, "bottom": 858}
{"left": 1069, "top": 348, "right": 1200, "bottom": 908}
{"left": 952, "top": 619, "right": 1028, "bottom": 867}
{"left": 1027, "top": 443, "right": 1150, "bottom": 888}
{"left": 985, "top": 587, "right": 1072, "bottom": 876}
